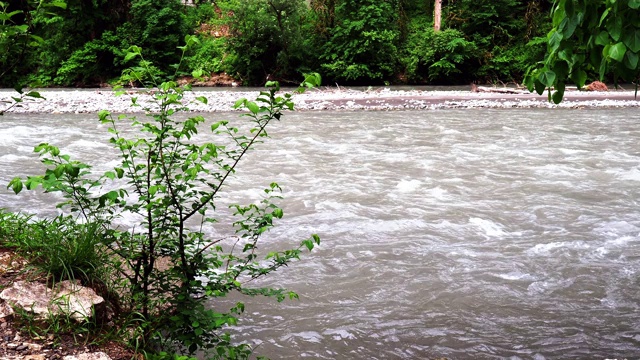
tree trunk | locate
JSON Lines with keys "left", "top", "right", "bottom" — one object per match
{"left": 434, "top": 0, "right": 442, "bottom": 32}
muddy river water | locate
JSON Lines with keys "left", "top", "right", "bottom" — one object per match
{"left": 1, "top": 108, "right": 639, "bottom": 359}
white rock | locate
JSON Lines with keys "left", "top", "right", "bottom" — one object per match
{"left": 63, "top": 352, "right": 112, "bottom": 360}
{"left": 0, "top": 280, "right": 104, "bottom": 322}
{"left": 0, "top": 300, "right": 14, "bottom": 319}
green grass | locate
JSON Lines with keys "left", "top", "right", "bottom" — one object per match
{"left": 0, "top": 209, "right": 109, "bottom": 284}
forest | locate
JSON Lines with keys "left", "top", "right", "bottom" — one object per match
{"left": 0, "top": 0, "right": 554, "bottom": 87}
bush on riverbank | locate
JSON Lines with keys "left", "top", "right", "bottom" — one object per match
{"left": 2, "top": 44, "right": 321, "bottom": 359}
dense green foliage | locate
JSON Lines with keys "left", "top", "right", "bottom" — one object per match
{"left": 320, "top": 0, "right": 400, "bottom": 82}
{"left": 1, "top": 0, "right": 555, "bottom": 86}
{"left": 526, "top": 0, "right": 640, "bottom": 102}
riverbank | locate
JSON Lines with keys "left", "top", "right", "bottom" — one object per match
{"left": 2, "top": 87, "right": 640, "bottom": 113}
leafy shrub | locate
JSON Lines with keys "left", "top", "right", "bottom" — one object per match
{"left": 445, "top": 0, "right": 550, "bottom": 82}
{"left": 319, "top": 0, "right": 400, "bottom": 83}
{"left": 99, "top": 0, "right": 188, "bottom": 79}
{"left": 8, "top": 42, "right": 322, "bottom": 358}
{"left": 18, "top": 0, "right": 129, "bottom": 86}
{"left": 52, "top": 0, "right": 187, "bottom": 85}
{"left": 183, "top": 35, "right": 226, "bottom": 75}
{"left": 221, "top": 0, "right": 311, "bottom": 85}
{"left": 401, "top": 19, "right": 478, "bottom": 83}
{"left": 55, "top": 31, "right": 124, "bottom": 86}
{"left": 480, "top": 39, "right": 547, "bottom": 83}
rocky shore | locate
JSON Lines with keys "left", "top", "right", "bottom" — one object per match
{"left": 2, "top": 87, "right": 640, "bottom": 114}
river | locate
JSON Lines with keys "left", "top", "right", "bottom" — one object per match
{"left": 1, "top": 108, "right": 639, "bottom": 359}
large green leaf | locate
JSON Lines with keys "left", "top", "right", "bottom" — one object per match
{"left": 539, "top": 70, "right": 557, "bottom": 87}
{"left": 609, "top": 42, "right": 628, "bottom": 62}
{"left": 571, "top": 69, "right": 587, "bottom": 88}
{"left": 607, "top": 16, "right": 623, "bottom": 41}
{"left": 552, "top": 82, "right": 566, "bottom": 104}
{"left": 595, "top": 30, "right": 611, "bottom": 46}
{"left": 624, "top": 51, "right": 639, "bottom": 69}
{"left": 549, "top": 31, "right": 563, "bottom": 54}
{"left": 553, "top": 5, "right": 567, "bottom": 26}
{"left": 630, "top": 0, "right": 640, "bottom": 9}
{"left": 623, "top": 29, "right": 640, "bottom": 52}
{"left": 561, "top": 15, "right": 580, "bottom": 38}
{"left": 599, "top": 9, "right": 610, "bottom": 26}
{"left": 534, "top": 79, "right": 546, "bottom": 95}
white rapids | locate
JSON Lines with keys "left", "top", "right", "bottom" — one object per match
{"left": 0, "top": 107, "right": 639, "bottom": 359}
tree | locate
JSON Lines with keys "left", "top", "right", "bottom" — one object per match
{"left": 0, "top": 0, "right": 67, "bottom": 86}
{"left": 525, "top": 0, "right": 640, "bottom": 103}
{"left": 434, "top": 0, "right": 442, "bottom": 31}
{"left": 1, "top": 0, "right": 64, "bottom": 114}
{"left": 222, "top": 0, "right": 311, "bottom": 85}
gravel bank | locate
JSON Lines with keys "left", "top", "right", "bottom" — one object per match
{"left": 2, "top": 87, "right": 640, "bottom": 113}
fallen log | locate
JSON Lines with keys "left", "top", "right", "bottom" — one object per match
{"left": 471, "top": 85, "right": 529, "bottom": 94}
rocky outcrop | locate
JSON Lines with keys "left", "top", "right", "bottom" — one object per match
{"left": 0, "top": 280, "right": 104, "bottom": 322}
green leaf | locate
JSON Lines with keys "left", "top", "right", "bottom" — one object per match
{"left": 560, "top": 15, "right": 579, "bottom": 38}
{"left": 246, "top": 101, "right": 260, "bottom": 114}
{"left": 233, "top": 98, "right": 247, "bottom": 109}
{"left": 558, "top": 49, "right": 571, "bottom": 62}
{"left": 595, "top": 31, "right": 611, "bottom": 46}
{"left": 609, "top": 42, "right": 627, "bottom": 62}
{"left": 630, "top": 0, "right": 640, "bottom": 9}
{"left": 192, "top": 69, "right": 204, "bottom": 78}
{"left": 623, "top": 29, "right": 640, "bottom": 53}
{"left": 8, "top": 177, "right": 23, "bottom": 194}
{"left": 538, "top": 70, "right": 557, "bottom": 87}
{"left": 28, "top": 34, "right": 44, "bottom": 45}
{"left": 195, "top": 96, "right": 208, "bottom": 104}
{"left": 123, "top": 51, "right": 138, "bottom": 63}
{"left": 49, "top": 1, "right": 67, "bottom": 9}
{"left": 571, "top": 69, "right": 588, "bottom": 88}
{"left": 599, "top": 9, "right": 610, "bottom": 26}
{"left": 624, "top": 51, "right": 639, "bottom": 69}
{"left": 552, "top": 5, "right": 566, "bottom": 26}
{"left": 552, "top": 82, "right": 565, "bottom": 104}
{"left": 549, "top": 31, "right": 563, "bottom": 54}
{"left": 599, "top": 57, "right": 608, "bottom": 80}
{"left": 534, "top": 79, "right": 546, "bottom": 95}
{"left": 302, "top": 239, "right": 314, "bottom": 251}
{"left": 524, "top": 73, "right": 534, "bottom": 92}
{"left": 607, "top": 16, "right": 623, "bottom": 41}
{"left": 25, "top": 91, "right": 44, "bottom": 99}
